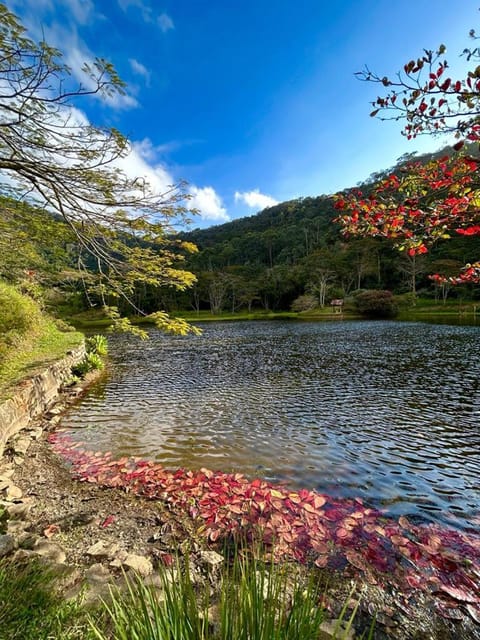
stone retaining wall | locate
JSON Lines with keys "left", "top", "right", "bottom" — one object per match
{"left": 0, "top": 343, "right": 85, "bottom": 456}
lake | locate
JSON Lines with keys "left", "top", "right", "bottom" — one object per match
{"left": 60, "top": 320, "right": 480, "bottom": 533}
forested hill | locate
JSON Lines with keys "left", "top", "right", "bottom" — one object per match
{"left": 166, "top": 148, "right": 480, "bottom": 315}
{"left": 183, "top": 195, "right": 339, "bottom": 270}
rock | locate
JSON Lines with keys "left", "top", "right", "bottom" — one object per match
{"left": 200, "top": 550, "right": 224, "bottom": 567}
{"left": 12, "top": 549, "right": 34, "bottom": 562}
{"left": 33, "top": 539, "right": 66, "bottom": 564}
{"left": 18, "top": 532, "right": 40, "bottom": 550}
{"left": 87, "top": 540, "right": 120, "bottom": 559}
{"left": 122, "top": 553, "right": 153, "bottom": 576}
{"left": 4, "top": 484, "right": 22, "bottom": 500}
{"left": 6, "top": 520, "right": 29, "bottom": 536}
{"left": 0, "top": 534, "right": 16, "bottom": 557}
{"left": 58, "top": 511, "right": 97, "bottom": 530}
{"left": 6, "top": 500, "right": 32, "bottom": 520}
{"left": 85, "top": 563, "right": 112, "bottom": 584}
{"left": 13, "top": 437, "right": 31, "bottom": 456}
{"left": 13, "top": 456, "right": 24, "bottom": 466}
{"left": 318, "top": 619, "right": 356, "bottom": 640}
{"left": 30, "top": 427, "right": 43, "bottom": 440}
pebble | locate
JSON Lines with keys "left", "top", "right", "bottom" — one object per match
{"left": 85, "top": 563, "right": 112, "bottom": 584}
{"left": 200, "top": 550, "right": 224, "bottom": 567}
{"left": 5, "top": 485, "right": 22, "bottom": 500}
{"left": 6, "top": 500, "right": 32, "bottom": 520}
{"left": 0, "top": 534, "right": 16, "bottom": 557}
{"left": 87, "top": 540, "right": 120, "bottom": 558}
{"left": 122, "top": 553, "right": 153, "bottom": 576}
{"left": 319, "top": 619, "right": 356, "bottom": 640}
{"left": 33, "top": 539, "right": 67, "bottom": 564}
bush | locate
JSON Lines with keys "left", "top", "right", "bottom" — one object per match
{"left": 85, "top": 334, "right": 108, "bottom": 356}
{"left": 291, "top": 294, "right": 317, "bottom": 312}
{"left": 0, "top": 282, "right": 43, "bottom": 366}
{"left": 71, "top": 334, "right": 107, "bottom": 377}
{"left": 354, "top": 290, "right": 398, "bottom": 318}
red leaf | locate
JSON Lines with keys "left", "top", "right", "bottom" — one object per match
{"left": 43, "top": 524, "right": 60, "bottom": 538}
{"left": 313, "top": 495, "right": 326, "bottom": 509}
{"left": 101, "top": 515, "right": 116, "bottom": 528}
{"left": 440, "top": 585, "right": 479, "bottom": 604}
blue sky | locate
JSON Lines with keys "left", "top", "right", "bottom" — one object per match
{"left": 8, "top": 0, "right": 480, "bottom": 227}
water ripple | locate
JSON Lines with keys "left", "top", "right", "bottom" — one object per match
{"left": 60, "top": 320, "right": 480, "bottom": 532}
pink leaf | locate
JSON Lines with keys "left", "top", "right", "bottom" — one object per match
{"left": 101, "top": 515, "right": 116, "bottom": 528}
{"left": 43, "top": 524, "right": 60, "bottom": 538}
{"left": 440, "top": 585, "right": 479, "bottom": 603}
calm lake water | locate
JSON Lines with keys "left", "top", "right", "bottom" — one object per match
{"left": 61, "top": 320, "right": 480, "bottom": 533}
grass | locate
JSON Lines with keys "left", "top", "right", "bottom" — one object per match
{"left": 0, "top": 281, "right": 83, "bottom": 397}
{"left": 0, "top": 547, "right": 374, "bottom": 640}
{"left": 0, "top": 558, "right": 95, "bottom": 640}
{"left": 89, "top": 549, "right": 374, "bottom": 640}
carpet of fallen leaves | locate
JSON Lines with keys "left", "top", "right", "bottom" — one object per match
{"left": 49, "top": 431, "right": 480, "bottom": 624}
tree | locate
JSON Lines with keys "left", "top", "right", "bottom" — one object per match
{"left": 336, "top": 16, "right": 480, "bottom": 285}
{"left": 0, "top": 3, "right": 198, "bottom": 334}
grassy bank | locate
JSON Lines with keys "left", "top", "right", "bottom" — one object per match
{"left": 0, "top": 282, "right": 83, "bottom": 396}
{"left": 0, "top": 551, "right": 370, "bottom": 640}
{"left": 64, "top": 296, "right": 480, "bottom": 331}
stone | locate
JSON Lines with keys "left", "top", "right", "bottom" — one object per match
{"left": 6, "top": 500, "right": 32, "bottom": 520}
{"left": 13, "top": 437, "right": 31, "bottom": 455}
{"left": 12, "top": 549, "right": 34, "bottom": 562}
{"left": 318, "top": 619, "right": 356, "bottom": 640}
{"left": 122, "top": 553, "right": 153, "bottom": 576}
{"left": 85, "top": 563, "right": 112, "bottom": 584}
{"left": 0, "top": 534, "right": 16, "bottom": 557}
{"left": 30, "top": 427, "right": 44, "bottom": 440}
{"left": 200, "top": 550, "right": 224, "bottom": 567}
{"left": 87, "top": 540, "right": 120, "bottom": 558}
{"left": 6, "top": 520, "right": 29, "bottom": 536}
{"left": 4, "top": 484, "right": 22, "bottom": 500}
{"left": 18, "top": 532, "right": 40, "bottom": 550}
{"left": 33, "top": 539, "right": 66, "bottom": 564}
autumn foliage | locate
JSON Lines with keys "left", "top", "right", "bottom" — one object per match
{"left": 335, "top": 24, "right": 480, "bottom": 284}
{"left": 49, "top": 432, "right": 480, "bottom": 624}
{"left": 335, "top": 154, "right": 480, "bottom": 284}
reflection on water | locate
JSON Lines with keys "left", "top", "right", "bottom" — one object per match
{"left": 61, "top": 320, "right": 480, "bottom": 532}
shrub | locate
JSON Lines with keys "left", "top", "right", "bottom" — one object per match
{"left": 291, "top": 294, "right": 317, "bottom": 312}
{"left": 71, "top": 334, "right": 107, "bottom": 377}
{"left": 354, "top": 290, "right": 398, "bottom": 318}
{"left": 72, "top": 352, "right": 104, "bottom": 377}
{"left": 0, "top": 282, "right": 43, "bottom": 367}
{"left": 85, "top": 334, "right": 108, "bottom": 357}
{"left": 0, "top": 282, "right": 42, "bottom": 340}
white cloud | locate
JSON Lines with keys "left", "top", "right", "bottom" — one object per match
{"left": 117, "top": 0, "right": 152, "bottom": 22}
{"left": 60, "top": 36, "right": 138, "bottom": 110}
{"left": 8, "top": 2, "right": 138, "bottom": 111}
{"left": 129, "top": 58, "right": 151, "bottom": 86}
{"left": 234, "top": 189, "right": 278, "bottom": 210}
{"left": 158, "top": 12, "right": 174, "bottom": 33}
{"left": 117, "top": 0, "right": 174, "bottom": 32}
{"left": 61, "top": 0, "right": 95, "bottom": 24}
{"left": 189, "top": 186, "right": 229, "bottom": 222}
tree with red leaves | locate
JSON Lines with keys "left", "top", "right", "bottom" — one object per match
{"left": 335, "top": 20, "right": 480, "bottom": 284}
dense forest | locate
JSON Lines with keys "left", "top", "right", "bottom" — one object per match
{"left": 2, "top": 148, "right": 480, "bottom": 320}
{"left": 162, "top": 149, "right": 480, "bottom": 316}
